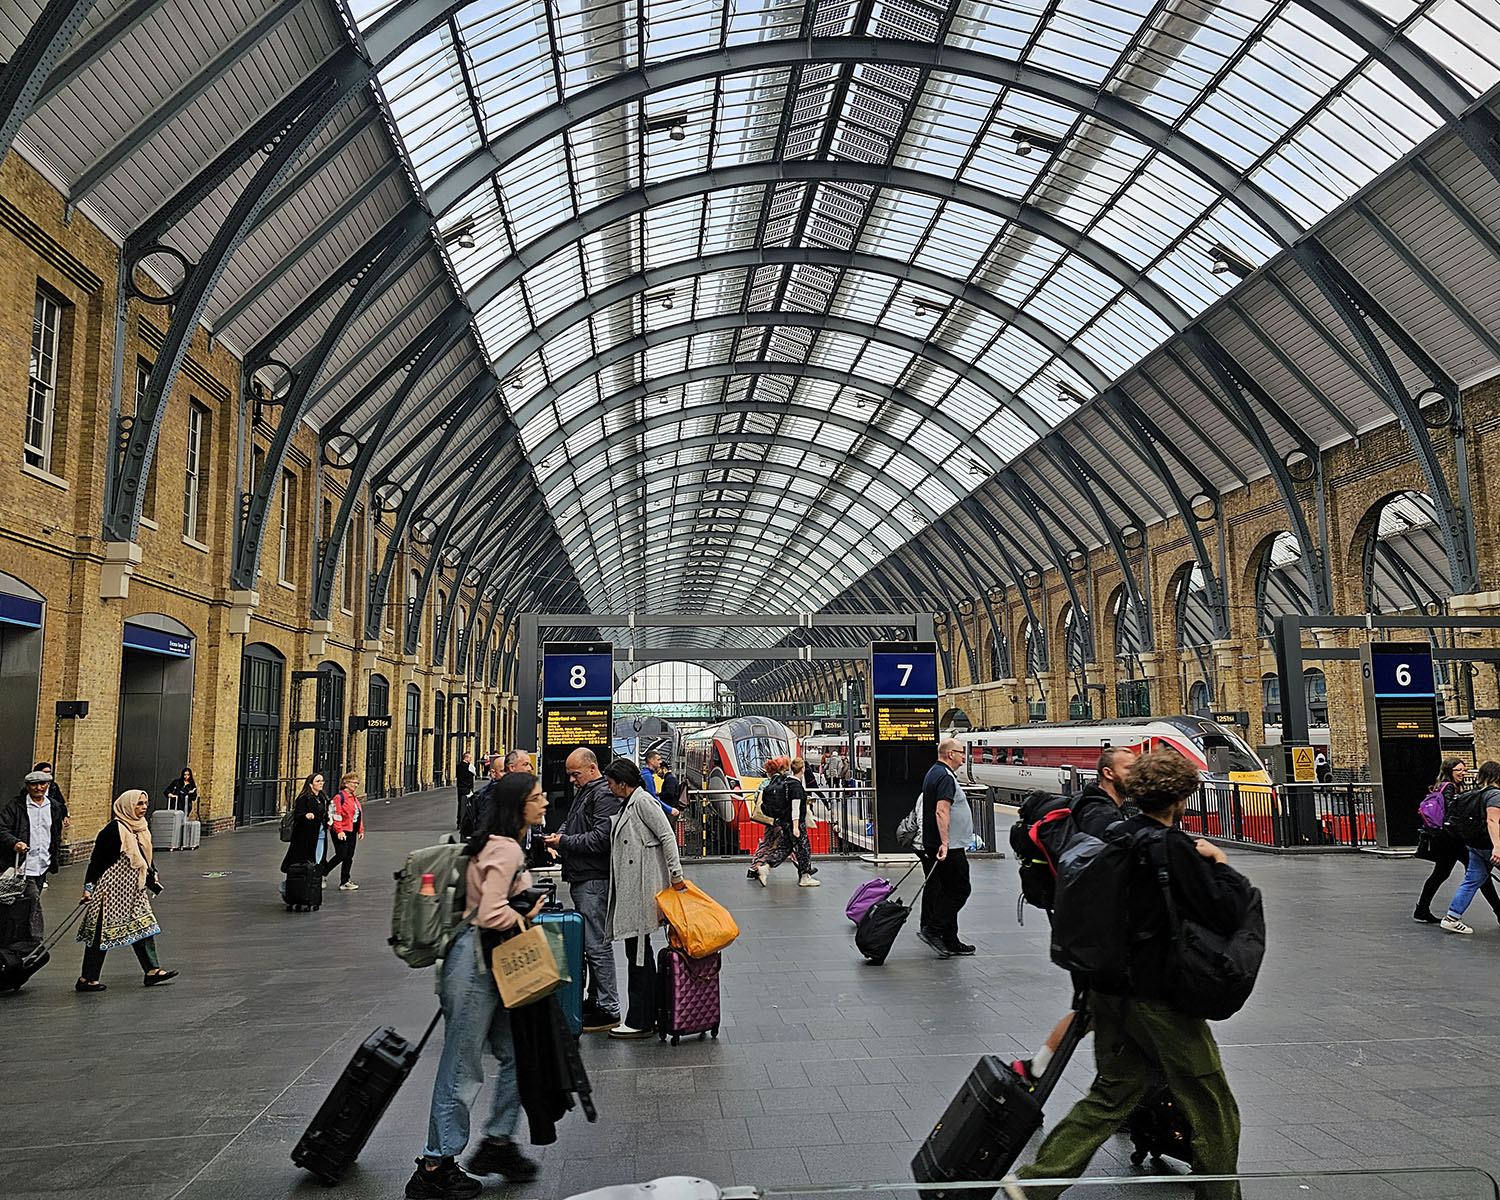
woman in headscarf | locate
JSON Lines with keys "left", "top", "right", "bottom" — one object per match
{"left": 75, "top": 790, "right": 177, "bottom": 992}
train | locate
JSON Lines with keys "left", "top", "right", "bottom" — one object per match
{"left": 1262, "top": 719, "right": 1475, "bottom": 761}
{"left": 680, "top": 716, "right": 837, "bottom": 854}
{"left": 800, "top": 732, "right": 870, "bottom": 774}
{"left": 954, "top": 715, "right": 1273, "bottom": 803}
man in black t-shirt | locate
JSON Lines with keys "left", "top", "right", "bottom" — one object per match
{"left": 916, "top": 739, "right": 974, "bottom": 957}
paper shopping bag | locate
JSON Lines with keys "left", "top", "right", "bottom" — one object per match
{"left": 491, "top": 921, "right": 565, "bottom": 1008}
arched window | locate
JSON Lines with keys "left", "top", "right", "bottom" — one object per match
{"left": 1262, "top": 673, "right": 1281, "bottom": 724}
{"left": 989, "top": 630, "right": 1010, "bottom": 680}
{"left": 1304, "top": 667, "right": 1328, "bottom": 727}
{"left": 1188, "top": 680, "right": 1210, "bottom": 714}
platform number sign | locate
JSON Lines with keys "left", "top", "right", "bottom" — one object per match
{"left": 542, "top": 645, "right": 613, "bottom": 702}
{"left": 872, "top": 650, "right": 938, "bottom": 699}
{"left": 1360, "top": 641, "right": 1440, "bottom": 849}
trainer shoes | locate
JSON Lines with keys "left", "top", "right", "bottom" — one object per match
{"left": 1441, "top": 915, "right": 1475, "bottom": 934}
{"left": 798, "top": 875, "right": 821, "bottom": 887}
{"left": 916, "top": 927, "right": 952, "bottom": 958}
{"left": 756, "top": 864, "right": 769, "bottom": 887}
{"left": 1412, "top": 908, "right": 1441, "bottom": 924}
{"left": 945, "top": 939, "right": 976, "bottom": 955}
{"left": 582, "top": 1002, "right": 621, "bottom": 1032}
{"left": 405, "top": 1157, "right": 482, "bottom": 1200}
{"left": 466, "top": 1137, "right": 540, "bottom": 1181}
{"left": 609, "top": 1023, "right": 654, "bottom": 1039}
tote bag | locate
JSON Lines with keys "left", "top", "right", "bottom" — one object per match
{"left": 491, "top": 920, "right": 568, "bottom": 1008}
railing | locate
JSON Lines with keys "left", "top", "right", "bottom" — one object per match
{"left": 564, "top": 1166, "right": 1499, "bottom": 1200}
{"left": 1181, "top": 780, "right": 1379, "bottom": 849}
{"left": 671, "top": 784, "right": 998, "bottom": 859}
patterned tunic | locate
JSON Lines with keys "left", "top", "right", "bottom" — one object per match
{"left": 78, "top": 854, "right": 160, "bottom": 950}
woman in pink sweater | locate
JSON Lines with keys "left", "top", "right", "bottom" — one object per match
{"left": 409, "top": 772, "right": 547, "bottom": 1200}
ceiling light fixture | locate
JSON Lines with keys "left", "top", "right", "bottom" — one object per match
{"left": 1208, "top": 244, "right": 1253, "bottom": 280}
{"left": 441, "top": 220, "right": 477, "bottom": 250}
{"left": 644, "top": 113, "right": 691, "bottom": 141}
{"left": 1012, "top": 126, "right": 1061, "bottom": 157}
{"left": 646, "top": 290, "right": 675, "bottom": 311}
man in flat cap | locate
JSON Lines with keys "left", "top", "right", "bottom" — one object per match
{"left": 3, "top": 769, "right": 68, "bottom": 938}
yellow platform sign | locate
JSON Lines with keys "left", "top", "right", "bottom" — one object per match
{"left": 1292, "top": 746, "right": 1316, "bottom": 783}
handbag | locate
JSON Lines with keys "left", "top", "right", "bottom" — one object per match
{"left": 491, "top": 920, "right": 568, "bottom": 1008}
{"left": 0, "top": 853, "right": 27, "bottom": 906}
{"left": 746, "top": 784, "right": 775, "bottom": 826}
{"left": 1415, "top": 827, "right": 1441, "bottom": 863}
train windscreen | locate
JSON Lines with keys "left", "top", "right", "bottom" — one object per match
{"left": 1193, "top": 731, "right": 1263, "bottom": 776}
{"left": 733, "top": 735, "right": 783, "bottom": 777}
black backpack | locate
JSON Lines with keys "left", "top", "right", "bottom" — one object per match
{"left": 1049, "top": 823, "right": 1155, "bottom": 995}
{"left": 1009, "top": 790, "right": 1076, "bottom": 915}
{"left": 660, "top": 771, "right": 681, "bottom": 808}
{"left": 760, "top": 776, "right": 792, "bottom": 820}
{"left": 1443, "top": 788, "right": 1496, "bottom": 850}
{"left": 1144, "top": 836, "right": 1266, "bottom": 1021}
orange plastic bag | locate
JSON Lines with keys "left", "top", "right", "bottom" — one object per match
{"left": 656, "top": 880, "right": 739, "bottom": 958}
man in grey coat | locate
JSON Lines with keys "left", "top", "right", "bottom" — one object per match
{"left": 544, "top": 748, "right": 622, "bottom": 1032}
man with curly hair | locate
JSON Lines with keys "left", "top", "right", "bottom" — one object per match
{"left": 1007, "top": 748, "right": 1251, "bottom": 1200}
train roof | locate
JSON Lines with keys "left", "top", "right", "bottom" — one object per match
{"left": 960, "top": 715, "right": 1228, "bottom": 737}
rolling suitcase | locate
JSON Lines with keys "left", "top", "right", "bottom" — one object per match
{"left": 535, "top": 905, "right": 584, "bottom": 1037}
{"left": 0, "top": 899, "right": 85, "bottom": 992}
{"left": 656, "top": 945, "right": 721, "bottom": 1044}
{"left": 150, "top": 808, "right": 185, "bottom": 851}
{"left": 292, "top": 1013, "right": 440, "bottom": 1185}
{"left": 180, "top": 818, "right": 201, "bottom": 850}
{"left": 1127, "top": 1085, "right": 1192, "bottom": 1166}
{"left": 284, "top": 861, "right": 323, "bottom": 911}
{"left": 911, "top": 996, "right": 1090, "bottom": 1197}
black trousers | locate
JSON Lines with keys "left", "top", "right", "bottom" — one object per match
{"left": 1418, "top": 834, "right": 1500, "bottom": 915}
{"left": 456, "top": 788, "right": 471, "bottom": 829}
{"left": 323, "top": 825, "right": 360, "bottom": 884}
{"left": 919, "top": 848, "right": 971, "bottom": 942}
{"left": 623, "top": 935, "right": 656, "bottom": 1031}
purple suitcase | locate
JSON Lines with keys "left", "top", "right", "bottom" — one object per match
{"left": 656, "top": 946, "right": 721, "bottom": 1045}
{"left": 846, "top": 877, "right": 893, "bottom": 924}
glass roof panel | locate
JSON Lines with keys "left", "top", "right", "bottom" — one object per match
{"left": 352, "top": 0, "right": 1495, "bottom": 622}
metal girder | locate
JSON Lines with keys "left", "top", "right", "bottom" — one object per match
{"left": 1178, "top": 328, "right": 1333, "bottom": 614}
{"left": 373, "top": 349, "right": 485, "bottom": 465}
{"left": 310, "top": 307, "right": 471, "bottom": 618}
{"left": 511, "top": 315, "right": 1013, "bottom": 475}
{"left": 404, "top": 456, "right": 542, "bottom": 653}
{"left": 218, "top": 165, "right": 410, "bottom": 342}
{"left": 1291, "top": 239, "right": 1479, "bottom": 595}
{"left": 315, "top": 307, "right": 466, "bottom": 438}
{"left": 363, "top": 377, "right": 509, "bottom": 632}
{"left": 33, "top": 0, "right": 163, "bottom": 111}
{"left": 1103, "top": 388, "right": 1227, "bottom": 641}
{"left": 304, "top": 273, "right": 450, "bottom": 413}
{"left": 959, "top": 497, "right": 1047, "bottom": 671}
{"left": 932, "top": 518, "right": 1009, "bottom": 681}
{"left": 0, "top": 0, "right": 105, "bottom": 163}
{"left": 1042, "top": 434, "right": 1154, "bottom": 653}
{"left": 70, "top": 0, "right": 311, "bottom": 205}
{"left": 471, "top": 161, "right": 1181, "bottom": 366}
{"left": 227, "top": 219, "right": 439, "bottom": 592}
{"left": 242, "top": 108, "right": 383, "bottom": 247}
{"left": 1455, "top": 102, "right": 1500, "bottom": 186}
{"left": 431, "top": 487, "right": 514, "bottom": 667}
{"left": 103, "top": 49, "right": 375, "bottom": 545}
{"left": 427, "top": 38, "right": 1300, "bottom": 247}
{"left": 997, "top": 470, "right": 1095, "bottom": 661}
{"left": 908, "top": 540, "right": 976, "bottom": 685}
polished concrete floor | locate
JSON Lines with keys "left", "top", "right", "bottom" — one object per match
{"left": 3, "top": 788, "right": 1497, "bottom": 1200}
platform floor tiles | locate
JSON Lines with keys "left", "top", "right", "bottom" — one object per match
{"left": 3, "top": 788, "right": 1496, "bottom": 1200}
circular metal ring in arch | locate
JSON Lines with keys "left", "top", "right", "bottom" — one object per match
{"left": 126, "top": 243, "right": 193, "bottom": 305}
{"left": 1283, "top": 451, "right": 1316, "bottom": 484}
{"left": 322, "top": 434, "right": 361, "bottom": 468}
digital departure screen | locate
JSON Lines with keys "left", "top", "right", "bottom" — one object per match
{"left": 544, "top": 706, "right": 612, "bottom": 747}
{"left": 1378, "top": 702, "right": 1438, "bottom": 740}
{"left": 875, "top": 701, "right": 938, "bottom": 743}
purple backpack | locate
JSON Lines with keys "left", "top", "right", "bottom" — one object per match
{"left": 846, "top": 877, "right": 893, "bottom": 925}
{"left": 1419, "top": 785, "right": 1448, "bottom": 831}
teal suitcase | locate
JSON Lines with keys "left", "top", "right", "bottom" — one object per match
{"left": 535, "top": 908, "right": 584, "bottom": 1036}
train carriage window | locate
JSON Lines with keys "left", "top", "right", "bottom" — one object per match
{"left": 1012, "top": 747, "right": 1025, "bottom": 765}
{"left": 997, "top": 748, "right": 1009, "bottom": 764}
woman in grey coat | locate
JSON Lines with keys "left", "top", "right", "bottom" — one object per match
{"left": 603, "top": 758, "right": 685, "bottom": 1039}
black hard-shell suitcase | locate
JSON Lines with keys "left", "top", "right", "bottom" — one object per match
{"left": 285, "top": 861, "right": 323, "bottom": 911}
{"left": 1127, "top": 1084, "right": 1192, "bottom": 1166}
{"left": 911, "top": 997, "right": 1090, "bottom": 1197}
{"left": 292, "top": 1013, "right": 440, "bottom": 1185}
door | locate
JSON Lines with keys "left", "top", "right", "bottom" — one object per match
{"left": 235, "top": 643, "right": 283, "bottom": 825}
{"left": 314, "top": 662, "right": 346, "bottom": 781}
{"left": 432, "top": 690, "right": 445, "bottom": 785}
{"left": 403, "top": 684, "right": 420, "bottom": 792}
{"left": 366, "top": 674, "right": 389, "bottom": 798}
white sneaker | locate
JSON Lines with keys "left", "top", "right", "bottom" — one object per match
{"left": 1441, "top": 915, "right": 1474, "bottom": 934}
{"left": 609, "top": 1023, "right": 653, "bottom": 1039}
{"left": 798, "top": 876, "right": 821, "bottom": 887}
{"left": 756, "top": 864, "right": 768, "bottom": 887}
{"left": 339, "top": 882, "right": 359, "bottom": 891}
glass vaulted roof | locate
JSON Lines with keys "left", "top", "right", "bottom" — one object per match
{"left": 349, "top": 0, "right": 1498, "bottom": 638}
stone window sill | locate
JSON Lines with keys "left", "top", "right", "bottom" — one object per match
{"left": 139, "top": 516, "right": 159, "bottom": 531}
{"left": 182, "top": 535, "right": 210, "bottom": 554}
{"left": 21, "top": 462, "right": 67, "bottom": 491}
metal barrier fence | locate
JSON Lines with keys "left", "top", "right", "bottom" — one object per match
{"left": 672, "top": 785, "right": 998, "bottom": 859}
{"left": 1182, "top": 780, "right": 1380, "bottom": 849}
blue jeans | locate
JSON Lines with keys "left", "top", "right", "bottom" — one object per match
{"left": 569, "top": 878, "right": 619, "bottom": 1014}
{"left": 1448, "top": 849, "right": 1493, "bottom": 919}
{"left": 423, "top": 925, "right": 520, "bottom": 1161}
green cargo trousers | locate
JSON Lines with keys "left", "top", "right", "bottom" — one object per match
{"left": 1016, "top": 993, "right": 1241, "bottom": 1200}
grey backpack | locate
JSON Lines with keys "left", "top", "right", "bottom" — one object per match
{"left": 389, "top": 838, "right": 470, "bottom": 968}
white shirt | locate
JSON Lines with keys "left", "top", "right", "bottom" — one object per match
{"left": 25, "top": 795, "right": 52, "bottom": 877}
